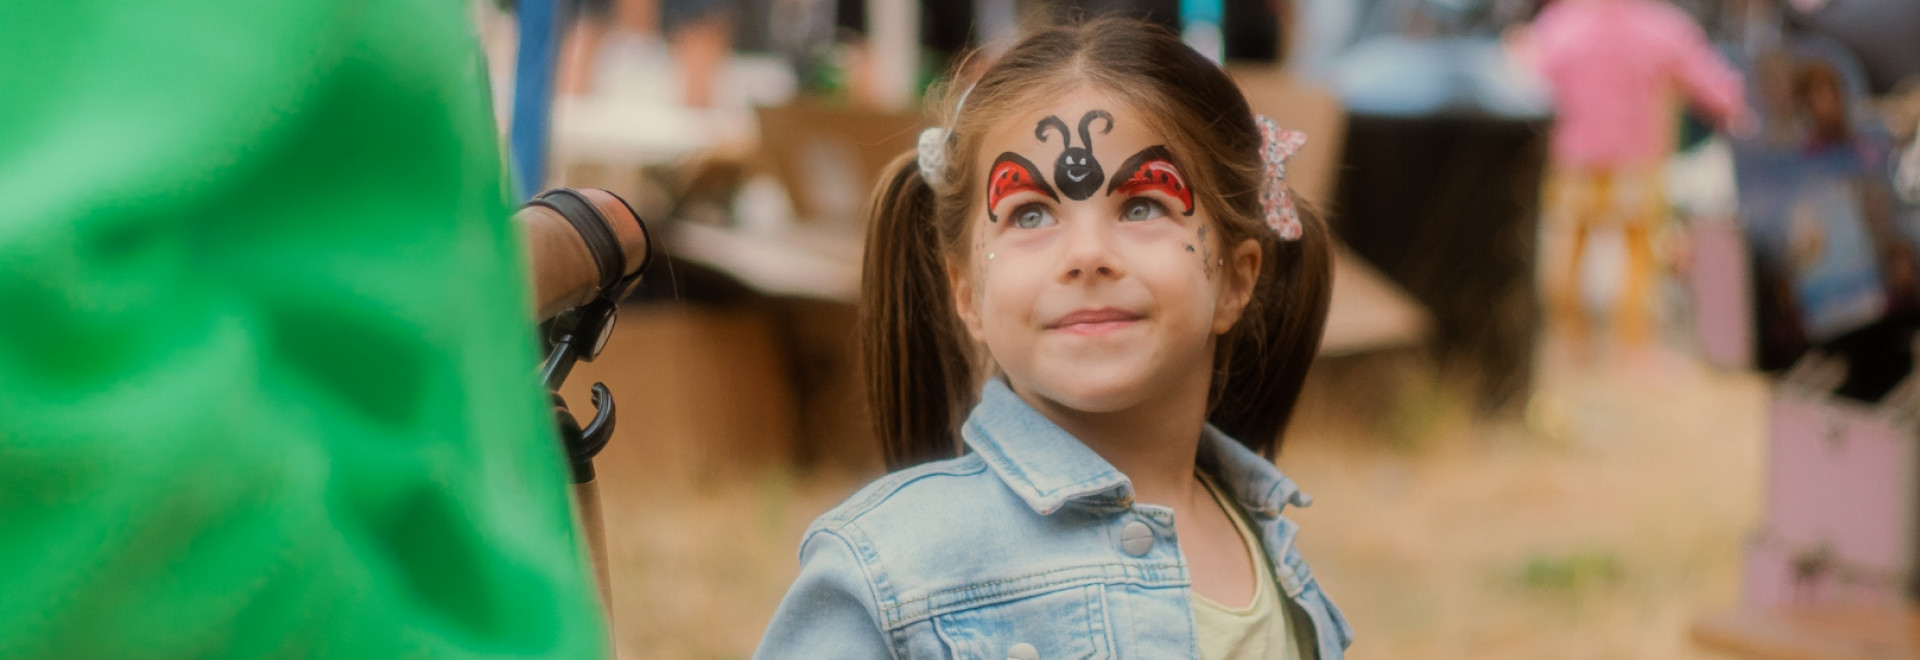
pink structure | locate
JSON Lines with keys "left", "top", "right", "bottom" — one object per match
{"left": 1749, "top": 381, "right": 1919, "bottom": 607}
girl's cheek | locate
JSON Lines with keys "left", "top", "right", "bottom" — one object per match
{"left": 1175, "top": 238, "right": 1204, "bottom": 279}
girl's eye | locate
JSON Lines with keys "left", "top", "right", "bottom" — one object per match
{"left": 1121, "top": 198, "right": 1169, "bottom": 223}
{"left": 1011, "top": 204, "right": 1056, "bottom": 229}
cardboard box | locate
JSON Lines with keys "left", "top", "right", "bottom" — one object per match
{"left": 557, "top": 303, "right": 799, "bottom": 490}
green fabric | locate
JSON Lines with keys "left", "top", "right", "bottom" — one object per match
{"left": 0, "top": 2, "right": 606, "bottom": 658}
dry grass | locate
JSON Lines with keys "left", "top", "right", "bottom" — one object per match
{"left": 589, "top": 337, "right": 1766, "bottom": 659}
{"left": 1284, "top": 341, "right": 1765, "bottom": 659}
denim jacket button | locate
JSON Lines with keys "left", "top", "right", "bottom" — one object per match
{"left": 1007, "top": 642, "right": 1039, "bottom": 660}
{"left": 1120, "top": 521, "right": 1154, "bottom": 555}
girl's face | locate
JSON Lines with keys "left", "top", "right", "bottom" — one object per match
{"left": 949, "top": 87, "right": 1262, "bottom": 414}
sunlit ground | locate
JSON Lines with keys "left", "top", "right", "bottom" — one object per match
{"left": 585, "top": 322, "right": 1765, "bottom": 659}
{"left": 1286, "top": 338, "right": 1764, "bottom": 659}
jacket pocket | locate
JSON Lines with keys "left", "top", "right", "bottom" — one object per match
{"left": 931, "top": 584, "right": 1114, "bottom": 660}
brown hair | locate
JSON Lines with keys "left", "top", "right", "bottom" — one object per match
{"left": 1793, "top": 61, "right": 1851, "bottom": 144}
{"left": 861, "top": 16, "right": 1333, "bottom": 470}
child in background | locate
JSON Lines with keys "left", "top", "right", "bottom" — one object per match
{"left": 753, "top": 17, "right": 1351, "bottom": 660}
{"left": 1516, "top": 0, "right": 1749, "bottom": 351}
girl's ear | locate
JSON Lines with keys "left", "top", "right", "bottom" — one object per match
{"left": 949, "top": 258, "right": 988, "bottom": 343}
{"left": 1211, "top": 237, "right": 1263, "bottom": 335}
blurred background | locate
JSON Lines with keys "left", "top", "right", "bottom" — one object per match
{"left": 481, "top": 0, "right": 1920, "bottom": 657}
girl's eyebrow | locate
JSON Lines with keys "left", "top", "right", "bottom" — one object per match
{"left": 985, "top": 152, "right": 1058, "bottom": 222}
{"left": 1105, "top": 145, "right": 1194, "bottom": 216}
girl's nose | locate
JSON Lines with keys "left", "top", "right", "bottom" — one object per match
{"left": 1057, "top": 216, "right": 1125, "bottom": 282}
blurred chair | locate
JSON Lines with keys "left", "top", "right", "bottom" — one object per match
{"left": 754, "top": 101, "right": 925, "bottom": 229}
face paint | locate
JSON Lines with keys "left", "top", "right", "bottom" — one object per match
{"left": 1106, "top": 146, "right": 1194, "bottom": 216}
{"left": 1035, "top": 110, "right": 1112, "bottom": 200}
{"left": 963, "top": 89, "right": 1249, "bottom": 419}
{"left": 1197, "top": 225, "right": 1214, "bottom": 278}
{"left": 986, "top": 152, "right": 1057, "bottom": 222}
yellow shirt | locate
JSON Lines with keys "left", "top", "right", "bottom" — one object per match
{"left": 1192, "top": 474, "right": 1303, "bottom": 660}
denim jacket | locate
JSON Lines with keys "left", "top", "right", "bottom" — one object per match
{"left": 754, "top": 378, "right": 1354, "bottom": 659}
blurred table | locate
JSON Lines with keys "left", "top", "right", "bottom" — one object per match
{"left": 1324, "top": 241, "right": 1432, "bottom": 357}
{"left": 668, "top": 222, "right": 862, "bottom": 302}
{"left": 1692, "top": 605, "right": 1920, "bottom": 659}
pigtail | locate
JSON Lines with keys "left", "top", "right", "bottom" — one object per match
{"left": 1210, "top": 196, "right": 1333, "bottom": 458}
{"left": 861, "top": 152, "right": 976, "bottom": 470}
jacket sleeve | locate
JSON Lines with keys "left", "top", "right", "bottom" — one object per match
{"left": 753, "top": 529, "right": 895, "bottom": 660}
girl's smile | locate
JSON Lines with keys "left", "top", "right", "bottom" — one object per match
{"left": 1045, "top": 307, "right": 1145, "bottom": 336}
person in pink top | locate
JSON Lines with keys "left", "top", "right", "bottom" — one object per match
{"left": 1515, "top": 0, "right": 1749, "bottom": 350}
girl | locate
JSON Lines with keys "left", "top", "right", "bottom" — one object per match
{"left": 756, "top": 17, "right": 1351, "bottom": 659}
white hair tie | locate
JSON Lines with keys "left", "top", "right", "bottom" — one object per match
{"left": 915, "top": 85, "right": 976, "bottom": 187}
{"left": 916, "top": 126, "right": 949, "bottom": 185}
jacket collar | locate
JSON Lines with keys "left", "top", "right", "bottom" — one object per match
{"left": 960, "top": 377, "right": 1304, "bottom": 518}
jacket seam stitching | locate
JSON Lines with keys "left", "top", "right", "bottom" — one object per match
{"left": 880, "top": 563, "right": 1186, "bottom": 625}
{"left": 808, "top": 526, "right": 904, "bottom": 660}
{"left": 811, "top": 456, "right": 990, "bottom": 532}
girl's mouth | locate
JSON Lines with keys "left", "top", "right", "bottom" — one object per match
{"left": 1047, "top": 308, "right": 1143, "bottom": 335}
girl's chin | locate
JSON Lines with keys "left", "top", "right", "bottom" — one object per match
{"left": 1017, "top": 371, "right": 1159, "bottom": 414}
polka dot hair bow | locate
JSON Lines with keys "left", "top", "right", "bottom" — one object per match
{"left": 1255, "top": 114, "right": 1308, "bottom": 241}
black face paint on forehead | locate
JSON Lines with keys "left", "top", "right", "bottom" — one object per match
{"left": 1035, "top": 110, "right": 1112, "bottom": 201}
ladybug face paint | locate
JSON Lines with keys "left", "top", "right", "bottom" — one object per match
{"left": 986, "top": 152, "right": 1057, "bottom": 222}
{"left": 1106, "top": 146, "right": 1193, "bottom": 216}
{"left": 1036, "top": 110, "right": 1113, "bottom": 201}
